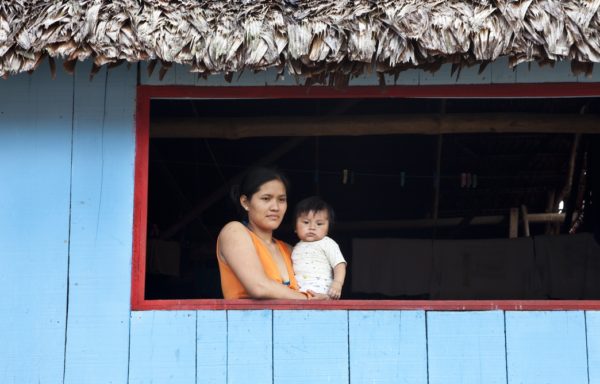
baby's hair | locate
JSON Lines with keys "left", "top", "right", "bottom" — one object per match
{"left": 294, "top": 196, "right": 335, "bottom": 225}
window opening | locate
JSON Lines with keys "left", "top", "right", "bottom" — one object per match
{"left": 141, "top": 96, "right": 600, "bottom": 303}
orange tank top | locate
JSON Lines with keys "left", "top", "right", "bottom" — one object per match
{"left": 217, "top": 226, "right": 298, "bottom": 299}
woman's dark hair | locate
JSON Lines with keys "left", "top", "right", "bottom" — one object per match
{"left": 294, "top": 196, "right": 335, "bottom": 225}
{"left": 230, "top": 166, "right": 290, "bottom": 218}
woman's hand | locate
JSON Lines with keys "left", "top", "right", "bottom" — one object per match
{"left": 327, "top": 281, "right": 343, "bottom": 300}
{"left": 306, "top": 290, "right": 330, "bottom": 300}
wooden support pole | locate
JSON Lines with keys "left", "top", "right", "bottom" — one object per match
{"left": 509, "top": 208, "right": 519, "bottom": 238}
{"left": 520, "top": 205, "right": 530, "bottom": 237}
{"left": 563, "top": 137, "right": 586, "bottom": 232}
{"left": 160, "top": 137, "right": 306, "bottom": 240}
{"left": 432, "top": 134, "right": 443, "bottom": 222}
{"left": 545, "top": 190, "right": 556, "bottom": 235}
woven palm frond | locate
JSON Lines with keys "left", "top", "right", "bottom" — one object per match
{"left": 1, "top": 0, "right": 599, "bottom": 81}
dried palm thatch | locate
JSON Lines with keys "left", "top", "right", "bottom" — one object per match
{"left": 1, "top": 0, "right": 599, "bottom": 83}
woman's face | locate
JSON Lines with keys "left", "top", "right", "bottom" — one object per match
{"left": 241, "top": 179, "right": 288, "bottom": 232}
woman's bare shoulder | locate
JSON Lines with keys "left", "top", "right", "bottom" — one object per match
{"left": 220, "top": 220, "right": 245, "bottom": 232}
{"left": 218, "top": 221, "right": 250, "bottom": 242}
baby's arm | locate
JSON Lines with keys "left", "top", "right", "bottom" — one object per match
{"left": 328, "top": 262, "right": 346, "bottom": 299}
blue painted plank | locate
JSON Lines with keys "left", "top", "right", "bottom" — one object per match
{"left": 428, "top": 311, "right": 506, "bottom": 384}
{"left": 63, "top": 61, "right": 136, "bottom": 383}
{"left": 506, "top": 311, "right": 588, "bottom": 384}
{"left": 0, "top": 61, "right": 72, "bottom": 383}
{"left": 491, "top": 57, "right": 517, "bottom": 83}
{"left": 419, "top": 64, "right": 455, "bottom": 85}
{"left": 129, "top": 311, "right": 197, "bottom": 384}
{"left": 515, "top": 60, "right": 577, "bottom": 83}
{"left": 418, "top": 63, "right": 488, "bottom": 85}
{"left": 577, "top": 63, "right": 600, "bottom": 82}
{"left": 419, "top": 63, "right": 491, "bottom": 85}
{"left": 228, "top": 310, "right": 273, "bottom": 384}
{"left": 174, "top": 63, "right": 197, "bottom": 85}
{"left": 140, "top": 61, "right": 176, "bottom": 85}
{"left": 587, "top": 311, "right": 600, "bottom": 384}
{"left": 454, "top": 63, "right": 492, "bottom": 85}
{"left": 347, "top": 71, "right": 420, "bottom": 86}
{"left": 274, "top": 310, "right": 348, "bottom": 384}
{"left": 196, "top": 311, "right": 227, "bottom": 384}
{"left": 349, "top": 310, "right": 426, "bottom": 384}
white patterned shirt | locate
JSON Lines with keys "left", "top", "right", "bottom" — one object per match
{"left": 292, "top": 236, "right": 346, "bottom": 294}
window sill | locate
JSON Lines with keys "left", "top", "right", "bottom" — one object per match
{"left": 131, "top": 299, "right": 600, "bottom": 311}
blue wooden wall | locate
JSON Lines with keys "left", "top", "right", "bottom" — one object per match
{"left": 1, "top": 59, "right": 600, "bottom": 383}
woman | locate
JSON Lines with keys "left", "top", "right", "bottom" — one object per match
{"left": 216, "top": 167, "right": 328, "bottom": 300}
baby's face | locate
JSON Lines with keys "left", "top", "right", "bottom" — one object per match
{"left": 295, "top": 210, "right": 329, "bottom": 242}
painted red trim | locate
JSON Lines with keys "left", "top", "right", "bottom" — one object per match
{"left": 138, "top": 83, "right": 600, "bottom": 99}
{"left": 131, "top": 82, "right": 600, "bottom": 311}
{"left": 131, "top": 89, "right": 150, "bottom": 310}
{"left": 133, "top": 299, "right": 600, "bottom": 311}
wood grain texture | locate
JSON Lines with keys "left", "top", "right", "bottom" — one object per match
{"left": 349, "top": 310, "right": 427, "bottom": 384}
{"left": 129, "top": 311, "right": 197, "bottom": 384}
{"left": 506, "top": 311, "right": 588, "bottom": 384}
{"left": 0, "top": 61, "right": 72, "bottom": 383}
{"left": 274, "top": 310, "right": 348, "bottom": 384}
{"left": 227, "top": 310, "right": 273, "bottom": 384}
{"left": 428, "top": 311, "right": 507, "bottom": 384}
{"left": 196, "top": 311, "right": 227, "bottom": 384}
{"left": 64, "top": 62, "right": 137, "bottom": 383}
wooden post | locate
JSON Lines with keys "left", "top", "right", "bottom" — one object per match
{"left": 520, "top": 205, "right": 530, "bottom": 237}
{"left": 431, "top": 100, "right": 445, "bottom": 239}
{"left": 544, "top": 190, "right": 556, "bottom": 235}
{"left": 509, "top": 208, "right": 519, "bottom": 238}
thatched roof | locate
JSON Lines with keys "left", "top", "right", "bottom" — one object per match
{"left": 1, "top": 0, "right": 600, "bottom": 82}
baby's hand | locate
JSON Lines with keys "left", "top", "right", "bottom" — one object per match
{"left": 328, "top": 281, "right": 343, "bottom": 300}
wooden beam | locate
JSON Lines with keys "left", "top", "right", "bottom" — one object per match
{"left": 151, "top": 113, "right": 600, "bottom": 138}
{"left": 160, "top": 137, "right": 306, "bottom": 240}
{"left": 527, "top": 213, "right": 566, "bottom": 223}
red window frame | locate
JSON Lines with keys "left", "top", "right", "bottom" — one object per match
{"left": 132, "top": 82, "right": 600, "bottom": 311}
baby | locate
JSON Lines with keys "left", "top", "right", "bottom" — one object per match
{"left": 291, "top": 196, "right": 347, "bottom": 299}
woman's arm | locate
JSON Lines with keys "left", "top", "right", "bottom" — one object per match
{"left": 218, "top": 222, "right": 321, "bottom": 300}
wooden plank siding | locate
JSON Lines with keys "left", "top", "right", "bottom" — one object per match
{"left": 506, "top": 311, "right": 589, "bottom": 384}
{"left": 2, "top": 59, "right": 600, "bottom": 384}
{"left": 427, "top": 311, "right": 507, "bottom": 384}
{"left": 0, "top": 62, "right": 73, "bottom": 383}
{"left": 125, "top": 309, "right": 598, "bottom": 384}
{"left": 349, "top": 310, "right": 427, "bottom": 384}
{"left": 129, "top": 311, "right": 197, "bottom": 384}
{"left": 274, "top": 310, "right": 349, "bottom": 384}
{"left": 142, "top": 60, "right": 600, "bottom": 86}
{"left": 64, "top": 62, "right": 137, "bottom": 383}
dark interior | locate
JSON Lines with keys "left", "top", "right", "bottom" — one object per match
{"left": 144, "top": 97, "right": 600, "bottom": 300}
